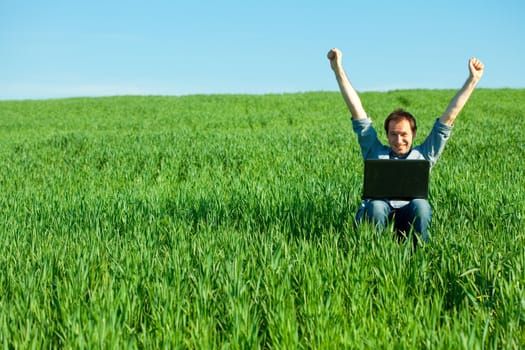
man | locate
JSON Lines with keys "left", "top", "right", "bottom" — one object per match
{"left": 327, "top": 48, "right": 484, "bottom": 244}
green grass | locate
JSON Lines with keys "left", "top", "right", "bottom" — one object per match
{"left": 0, "top": 90, "right": 524, "bottom": 348}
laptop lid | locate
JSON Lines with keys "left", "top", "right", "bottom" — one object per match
{"left": 362, "top": 159, "right": 430, "bottom": 200}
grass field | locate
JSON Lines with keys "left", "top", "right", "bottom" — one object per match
{"left": 0, "top": 89, "right": 524, "bottom": 348}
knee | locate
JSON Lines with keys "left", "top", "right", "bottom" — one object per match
{"left": 409, "top": 199, "right": 432, "bottom": 221}
{"left": 363, "top": 200, "right": 391, "bottom": 223}
{"left": 367, "top": 199, "right": 389, "bottom": 213}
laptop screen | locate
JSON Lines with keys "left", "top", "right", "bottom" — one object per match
{"left": 362, "top": 159, "right": 430, "bottom": 200}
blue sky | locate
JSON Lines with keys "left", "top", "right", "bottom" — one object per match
{"left": 1, "top": 0, "right": 524, "bottom": 100}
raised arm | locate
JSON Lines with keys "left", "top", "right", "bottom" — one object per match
{"left": 327, "top": 48, "right": 367, "bottom": 120}
{"left": 439, "top": 57, "right": 485, "bottom": 126}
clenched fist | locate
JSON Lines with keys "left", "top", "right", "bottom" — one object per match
{"left": 469, "top": 57, "right": 484, "bottom": 81}
{"left": 327, "top": 48, "right": 343, "bottom": 71}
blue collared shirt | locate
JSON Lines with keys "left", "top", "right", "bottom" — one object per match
{"left": 352, "top": 117, "right": 453, "bottom": 207}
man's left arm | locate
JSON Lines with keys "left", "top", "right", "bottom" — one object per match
{"left": 439, "top": 57, "right": 485, "bottom": 126}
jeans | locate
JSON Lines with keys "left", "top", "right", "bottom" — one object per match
{"left": 355, "top": 199, "right": 432, "bottom": 243}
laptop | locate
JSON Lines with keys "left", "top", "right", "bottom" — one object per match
{"left": 362, "top": 159, "right": 430, "bottom": 200}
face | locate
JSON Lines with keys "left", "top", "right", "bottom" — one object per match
{"left": 387, "top": 119, "right": 414, "bottom": 156}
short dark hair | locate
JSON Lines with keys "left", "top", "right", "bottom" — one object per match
{"left": 384, "top": 109, "right": 417, "bottom": 134}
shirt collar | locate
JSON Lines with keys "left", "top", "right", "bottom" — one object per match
{"left": 389, "top": 148, "right": 412, "bottom": 159}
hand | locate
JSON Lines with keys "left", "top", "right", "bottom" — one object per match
{"left": 327, "top": 48, "right": 342, "bottom": 71}
{"left": 469, "top": 57, "right": 484, "bottom": 81}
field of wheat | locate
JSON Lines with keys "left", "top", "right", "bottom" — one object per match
{"left": 0, "top": 89, "right": 523, "bottom": 348}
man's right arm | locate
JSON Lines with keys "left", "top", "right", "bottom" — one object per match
{"left": 327, "top": 48, "right": 368, "bottom": 120}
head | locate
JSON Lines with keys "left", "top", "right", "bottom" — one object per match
{"left": 384, "top": 109, "right": 417, "bottom": 157}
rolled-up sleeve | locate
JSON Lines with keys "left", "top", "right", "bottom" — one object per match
{"left": 418, "top": 118, "right": 453, "bottom": 166}
{"left": 352, "top": 117, "right": 384, "bottom": 159}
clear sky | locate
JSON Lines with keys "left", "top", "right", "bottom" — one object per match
{"left": 1, "top": 0, "right": 524, "bottom": 100}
